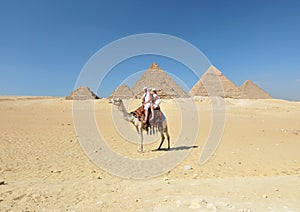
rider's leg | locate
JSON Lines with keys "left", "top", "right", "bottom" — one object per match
{"left": 150, "top": 105, "right": 154, "bottom": 121}
{"left": 144, "top": 110, "right": 148, "bottom": 123}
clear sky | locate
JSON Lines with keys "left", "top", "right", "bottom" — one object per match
{"left": 0, "top": 0, "right": 299, "bottom": 100}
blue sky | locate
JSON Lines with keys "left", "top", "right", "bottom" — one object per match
{"left": 0, "top": 0, "right": 299, "bottom": 100}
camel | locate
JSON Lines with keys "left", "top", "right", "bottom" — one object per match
{"left": 110, "top": 98, "right": 170, "bottom": 152}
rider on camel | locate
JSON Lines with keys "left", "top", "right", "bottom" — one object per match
{"left": 150, "top": 88, "right": 161, "bottom": 121}
{"left": 141, "top": 87, "right": 151, "bottom": 123}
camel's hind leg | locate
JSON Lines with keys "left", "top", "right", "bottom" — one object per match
{"left": 157, "top": 121, "right": 170, "bottom": 150}
{"left": 165, "top": 126, "right": 170, "bottom": 149}
{"left": 157, "top": 132, "right": 165, "bottom": 150}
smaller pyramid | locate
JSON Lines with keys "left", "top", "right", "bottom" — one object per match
{"left": 189, "top": 80, "right": 208, "bottom": 96}
{"left": 66, "top": 86, "right": 99, "bottom": 100}
{"left": 190, "top": 66, "right": 248, "bottom": 98}
{"left": 111, "top": 84, "right": 134, "bottom": 99}
{"left": 240, "top": 80, "right": 272, "bottom": 99}
{"left": 132, "top": 62, "right": 189, "bottom": 99}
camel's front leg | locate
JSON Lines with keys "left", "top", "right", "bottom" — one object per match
{"left": 139, "top": 131, "right": 143, "bottom": 152}
{"left": 137, "top": 126, "right": 143, "bottom": 152}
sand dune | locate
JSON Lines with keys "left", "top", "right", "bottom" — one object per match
{"left": 0, "top": 97, "right": 300, "bottom": 211}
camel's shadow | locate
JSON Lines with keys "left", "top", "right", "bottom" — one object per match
{"left": 152, "top": 145, "right": 199, "bottom": 152}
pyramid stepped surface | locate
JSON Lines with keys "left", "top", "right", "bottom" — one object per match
{"left": 240, "top": 80, "right": 272, "bottom": 99}
{"left": 111, "top": 84, "right": 134, "bottom": 99}
{"left": 66, "top": 86, "right": 99, "bottom": 100}
{"left": 190, "top": 66, "right": 248, "bottom": 98}
{"left": 132, "top": 63, "right": 190, "bottom": 99}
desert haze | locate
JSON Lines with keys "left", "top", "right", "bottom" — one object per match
{"left": 0, "top": 96, "right": 300, "bottom": 211}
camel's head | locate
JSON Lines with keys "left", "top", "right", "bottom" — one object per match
{"left": 109, "top": 98, "right": 131, "bottom": 119}
{"left": 109, "top": 98, "right": 123, "bottom": 107}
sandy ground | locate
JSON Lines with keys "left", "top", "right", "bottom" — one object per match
{"left": 0, "top": 96, "right": 300, "bottom": 211}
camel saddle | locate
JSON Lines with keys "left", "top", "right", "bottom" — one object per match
{"left": 131, "top": 105, "right": 161, "bottom": 122}
{"left": 130, "top": 105, "right": 145, "bottom": 121}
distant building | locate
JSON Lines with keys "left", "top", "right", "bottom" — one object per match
{"left": 131, "top": 63, "right": 190, "bottom": 99}
{"left": 190, "top": 66, "right": 248, "bottom": 98}
{"left": 110, "top": 84, "right": 134, "bottom": 99}
{"left": 66, "top": 86, "right": 100, "bottom": 100}
{"left": 239, "top": 80, "right": 272, "bottom": 99}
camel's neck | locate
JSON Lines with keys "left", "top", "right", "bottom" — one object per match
{"left": 118, "top": 101, "right": 130, "bottom": 119}
{"left": 114, "top": 100, "right": 137, "bottom": 124}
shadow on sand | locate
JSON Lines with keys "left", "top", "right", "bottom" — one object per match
{"left": 152, "top": 145, "right": 199, "bottom": 152}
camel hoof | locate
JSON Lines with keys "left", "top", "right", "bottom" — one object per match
{"left": 152, "top": 148, "right": 161, "bottom": 152}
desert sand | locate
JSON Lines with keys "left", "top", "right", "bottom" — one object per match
{"left": 1, "top": 96, "right": 300, "bottom": 211}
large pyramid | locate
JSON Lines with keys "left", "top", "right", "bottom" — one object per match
{"left": 132, "top": 63, "right": 189, "bottom": 99}
{"left": 66, "top": 86, "right": 100, "bottom": 100}
{"left": 240, "top": 80, "right": 272, "bottom": 99}
{"left": 190, "top": 66, "right": 248, "bottom": 98}
{"left": 110, "top": 84, "right": 134, "bottom": 99}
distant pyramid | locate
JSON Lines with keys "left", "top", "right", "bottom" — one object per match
{"left": 131, "top": 62, "right": 189, "bottom": 99}
{"left": 110, "top": 84, "right": 134, "bottom": 99}
{"left": 190, "top": 66, "right": 248, "bottom": 98}
{"left": 66, "top": 86, "right": 100, "bottom": 100}
{"left": 189, "top": 80, "right": 208, "bottom": 96}
{"left": 240, "top": 80, "right": 272, "bottom": 99}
